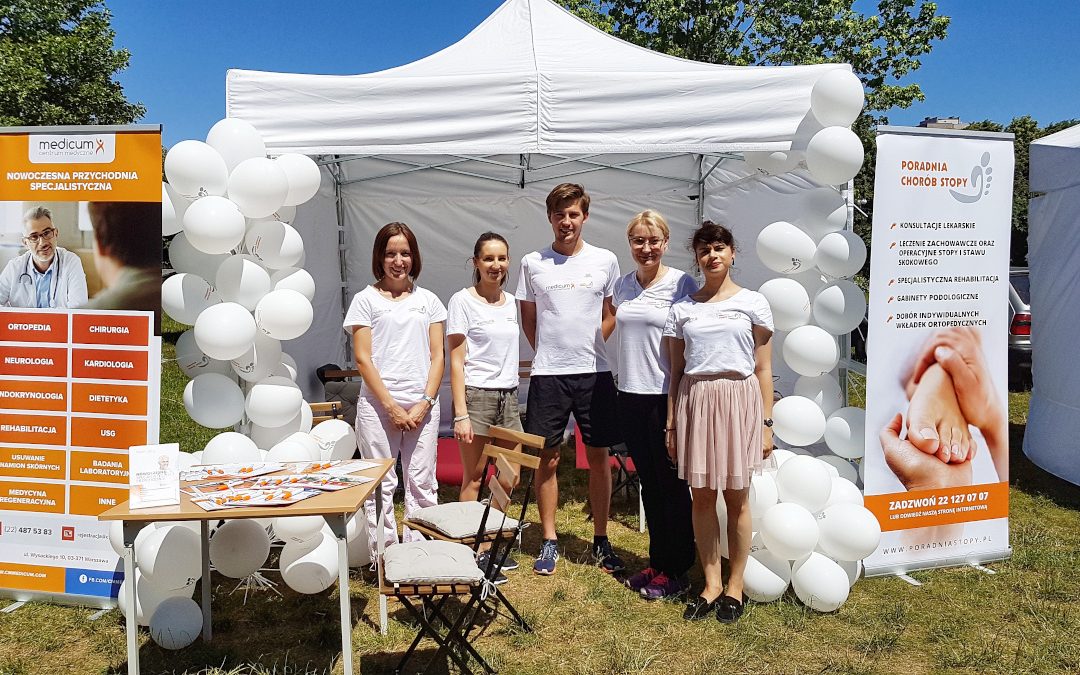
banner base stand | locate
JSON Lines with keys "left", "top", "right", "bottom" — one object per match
{"left": 1, "top": 600, "right": 26, "bottom": 614}
{"left": 897, "top": 574, "right": 922, "bottom": 587}
{"left": 89, "top": 608, "right": 111, "bottom": 621}
{"left": 969, "top": 563, "right": 997, "bottom": 575}
{"left": 867, "top": 548, "right": 1012, "bottom": 579}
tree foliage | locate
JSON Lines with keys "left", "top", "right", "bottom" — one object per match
{"left": 560, "top": 0, "right": 950, "bottom": 118}
{"left": 0, "top": 0, "right": 144, "bottom": 126}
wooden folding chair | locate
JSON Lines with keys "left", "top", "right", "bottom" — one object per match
{"left": 308, "top": 400, "right": 344, "bottom": 424}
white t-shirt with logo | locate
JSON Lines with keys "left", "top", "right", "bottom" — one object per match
{"left": 613, "top": 267, "right": 698, "bottom": 394}
{"left": 514, "top": 242, "right": 619, "bottom": 376}
{"left": 446, "top": 288, "right": 520, "bottom": 389}
{"left": 343, "top": 285, "right": 447, "bottom": 403}
{"left": 663, "top": 288, "right": 774, "bottom": 378}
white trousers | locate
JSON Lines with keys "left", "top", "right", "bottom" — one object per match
{"left": 355, "top": 394, "right": 440, "bottom": 551}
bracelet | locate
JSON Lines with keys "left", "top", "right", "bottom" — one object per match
{"left": 664, "top": 427, "right": 676, "bottom": 432}
{"left": 453, "top": 414, "right": 470, "bottom": 423}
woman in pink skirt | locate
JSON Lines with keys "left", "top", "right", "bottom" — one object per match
{"left": 663, "top": 221, "right": 774, "bottom": 623}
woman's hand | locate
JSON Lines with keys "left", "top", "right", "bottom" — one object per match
{"left": 454, "top": 418, "right": 474, "bottom": 444}
{"left": 386, "top": 402, "right": 416, "bottom": 430}
{"left": 665, "top": 427, "right": 677, "bottom": 463}
{"left": 762, "top": 427, "right": 773, "bottom": 459}
{"left": 405, "top": 401, "right": 430, "bottom": 428}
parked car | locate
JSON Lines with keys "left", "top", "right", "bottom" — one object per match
{"left": 1008, "top": 267, "right": 1031, "bottom": 390}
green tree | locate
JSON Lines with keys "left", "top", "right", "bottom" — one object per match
{"left": 559, "top": 0, "right": 950, "bottom": 118}
{"left": 0, "top": 0, "right": 144, "bottom": 126}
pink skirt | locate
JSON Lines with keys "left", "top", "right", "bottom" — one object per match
{"left": 674, "top": 373, "right": 763, "bottom": 490}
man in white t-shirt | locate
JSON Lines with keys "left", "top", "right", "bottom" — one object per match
{"left": 516, "top": 183, "right": 623, "bottom": 576}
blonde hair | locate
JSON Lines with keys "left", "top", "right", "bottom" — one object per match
{"left": 625, "top": 210, "right": 671, "bottom": 239}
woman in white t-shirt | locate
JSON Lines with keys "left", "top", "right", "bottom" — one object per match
{"left": 663, "top": 221, "right": 774, "bottom": 624}
{"left": 612, "top": 211, "right": 698, "bottom": 602}
{"left": 343, "top": 222, "right": 447, "bottom": 550}
{"left": 447, "top": 232, "right": 523, "bottom": 503}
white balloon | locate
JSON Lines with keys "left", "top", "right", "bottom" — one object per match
{"left": 228, "top": 158, "right": 289, "bottom": 219}
{"left": 767, "top": 448, "right": 797, "bottom": 472}
{"left": 136, "top": 525, "right": 201, "bottom": 588}
{"left": 309, "top": 419, "right": 358, "bottom": 460}
{"left": 273, "top": 515, "right": 324, "bottom": 544}
{"left": 790, "top": 268, "right": 827, "bottom": 298}
{"left": 749, "top": 472, "right": 779, "bottom": 526}
{"left": 823, "top": 475, "right": 864, "bottom": 508}
{"left": 285, "top": 432, "right": 323, "bottom": 460}
{"left": 168, "top": 233, "right": 230, "bottom": 282}
{"left": 255, "top": 289, "right": 314, "bottom": 341}
{"left": 280, "top": 532, "right": 339, "bottom": 594}
{"left": 745, "top": 533, "right": 792, "bottom": 602}
{"left": 149, "top": 596, "right": 203, "bottom": 650}
{"left": 819, "top": 456, "right": 860, "bottom": 485}
{"left": 813, "top": 280, "right": 866, "bottom": 335}
{"left": 815, "top": 230, "right": 867, "bottom": 279}
{"left": 162, "top": 182, "right": 191, "bottom": 237}
{"left": 783, "top": 325, "right": 839, "bottom": 377}
{"left": 837, "top": 558, "right": 863, "bottom": 587}
{"left": 245, "top": 220, "right": 304, "bottom": 269}
{"left": 758, "top": 278, "right": 811, "bottom": 331}
{"left": 164, "top": 140, "right": 228, "bottom": 199}
{"left": 275, "top": 153, "right": 322, "bottom": 206}
{"left": 182, "top": 195, "right": 246, "bottom": 255}
{"left": 209, "top": 519, "right": 270, "bottom": 578}
{"left": 743, "top": 149, "right": 802, "bottom": 176}
{"left": 269, "top": 204, "right": 296, "bottom": 224}
{"left": 792, "top": 552, "right": 850, "bottom": 611}
{"left": 202, "top": 432, "right": 261, "bottom": 464}
{"left": 194, "top": 302, "right": 258, "bottom": 361}
{"left": 230, "top": 331, "right": 282, "bottom": 383}
{"left": 794, "top": 374, "right": 844, "bottom": 416}
{"left": 161, "top": 273, "right": 220, "bottom": 326}
{"left": 269, "top": 267, "right": 316, "bottom": 302}
{"left": 246, "top": 376, "right": 303, "bottom": 428}
{"left": 858, "top": 458, "right": 865, "bottom": 485}
{"left": 791, "top": 112, "right": 826, "bottom": 154}
{"left": 176, "top": 329, "right": 231, "bottom": 378}
{"left": 183, "top": 373, "right": 245, "bottom": 429}
{"left": 760, "top": 503, "right": 819, "bottom": 560}
{"left": 248, "top": 403, "right": 313, "bottom": 449}
{"left": 771, "top": 396, "right": 826, "bottom": 447}
{"left": 816, "top": 503, "right": 881, "bottom": 561}
{"left": 776, "top": 455, "right": 833, "bottom": 512}
{"left": 806, "top": 126, "right": 865, "bottom": 186}
{"left": 756, "top": 221, "right": 817, "bottom": 275}
{"left": 118, "top": 569, "right": 195, "bottom": 627}
{"left": 810, "top": 70, "right": 865, "bottom": 127}
{"left": 206, "top": 118, "right": 267, "bottom": 172}
{"left": 714, "top": 494, "right": 729, "bottom": 558}
{"left": 347, "top": 521, "right": 372, "bottom": 567}
{"left": 273, "top": 361, "right": 298, "bottom": 381}
{"left": 798, "top": 187, "right": 847, "bottom": 240}
{"left": 266, "top": 439, "right": 319, "bottom": 462}
{"left": 818, "top": 457, "right": 840, "bottom": 478}
{"left": 216, "top": 255, "right": 271, "bottom": 311}
{"left": 824, "top": 407, "right": 865, "bottom": 459}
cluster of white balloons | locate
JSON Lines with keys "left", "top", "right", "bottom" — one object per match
{"left": 743, "top": 69, "right": 866, "bottom": 187}
{"left": 718, "top": 450, "right": 880, "bottom": 612}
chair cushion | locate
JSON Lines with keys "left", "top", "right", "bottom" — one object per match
{"left": 383, "top": 540, "right": 484, "bottom": 585}
{"left": 408, "top": 501, "right": 520, "bottom": 539}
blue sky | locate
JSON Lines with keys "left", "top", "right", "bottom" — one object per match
{"left": 106, "top": 1, "right": 1080, "bottom": 148}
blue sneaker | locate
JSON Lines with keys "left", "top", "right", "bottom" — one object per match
{"left": 591, "top": 537, "right": 625, "bottom": 574}
{"left": 533, "top": 539, "right": 559, "bottom": 576}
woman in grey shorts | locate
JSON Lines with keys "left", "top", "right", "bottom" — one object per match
{"left": 447, "top": 232, "right": 523, "bottom": 501}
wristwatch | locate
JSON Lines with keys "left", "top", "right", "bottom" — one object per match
{"left": 422, "top": 394, "right": 437, "bottom": 407}
{"left": 763, "top": 417, "right": 774, "bottom": 428}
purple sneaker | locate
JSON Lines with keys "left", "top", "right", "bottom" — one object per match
{"left": 624, "top": 567, "right": 659, "bottom": 592}
{"left": 640, "top": 573, "right": 689, "bottom": 601}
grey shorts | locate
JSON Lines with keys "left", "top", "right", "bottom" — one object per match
{"left": 465, "top": 386, "right": 523, "bottom": 436}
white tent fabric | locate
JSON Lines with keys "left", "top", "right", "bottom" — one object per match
{"left": 1024, "top": 123, "right": 1080, "bottom": 485}
{"left": 226, "top": 0, "right": 845, "bottom": 156}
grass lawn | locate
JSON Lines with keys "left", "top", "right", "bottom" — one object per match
{"left": 1, "top": 341, "right": 1077, "bottom": 674}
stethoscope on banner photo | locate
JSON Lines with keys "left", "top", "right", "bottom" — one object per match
{"left": 18, "top": 250, "right": 61, "bottom": 307}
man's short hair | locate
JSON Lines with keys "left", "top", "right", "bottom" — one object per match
{"left": 23, "top": 206, "right": 52, "bottom": 224}
{"left": 87, "top": 202, "right": 161, "bottom": 269}
{"left": 545, "top": 183, "right": 590, "bottom": 216}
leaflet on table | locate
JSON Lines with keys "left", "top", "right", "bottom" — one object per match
{"left": 180, "top": 462, "right": 285, "bottom": 482}
{"left": 129, "top": 443, "right": 180, "bottom": 509}
{"left": 190, "top": 487, "right": 324, "bottom": 511}
{"left": 282, "top": 459, "right": 378, "bottom": 476}
{"left": 184, "top": 473, "right": 374, "bottom": 496}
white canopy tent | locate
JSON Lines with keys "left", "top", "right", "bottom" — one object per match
{"left": 224, "top": 0, "right": 855, "bottom": 413}
{"left": 1024, "top": 123, "right": 1080, "bottom": 485}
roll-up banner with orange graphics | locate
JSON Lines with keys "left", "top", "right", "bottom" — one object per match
{"left": 0, "top": 124, "right": 161, "bottom": 607}
{"left": 863, "top": 126, "right": 1014, "bottom": 576}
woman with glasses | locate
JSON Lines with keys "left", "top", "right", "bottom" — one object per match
{"left": 613, "top": 210, "right": 698, "bottom": 601}
{"left": 0, "top": 206, "right": 88, "bottom": 308}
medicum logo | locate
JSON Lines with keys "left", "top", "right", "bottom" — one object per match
{"left": 29, "top": 134, "right": 116, "bottom": 164}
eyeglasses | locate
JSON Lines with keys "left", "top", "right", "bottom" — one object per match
{"left": 24, "top": 228, "right": 57, "bottom": 244}
{"left": 629, "top": 237, "right": 666, "bottom": 248}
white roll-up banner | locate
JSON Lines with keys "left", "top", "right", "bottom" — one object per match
{"left": 863, "top": 126, "right": 1014, "bottom": 576}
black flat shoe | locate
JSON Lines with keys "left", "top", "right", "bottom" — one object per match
{"left": 715, "top": 595, "right": 745, "bottom": 624}
{"left": 683, "top": 595, "right": 718, "bottom": 621}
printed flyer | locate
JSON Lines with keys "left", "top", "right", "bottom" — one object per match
{"left": 863, "top": 126, "right": 1014, "bottom": 575}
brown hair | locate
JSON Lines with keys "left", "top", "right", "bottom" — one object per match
{"left": 88, "top": 202, "right": 162, "bottom": 268}
{"left": 545, "top": 183, "right": 590, "bottom": 215}
{"left": 689, "top": 220, "right": 737, "bottom": 271}
{"left": 625, "top": 210, "right": 670, "bottom": 239}
{"left": 371, "top": 222, "right": 422, "bottom": 280}
{"left": 471, "top": 232, "right": 510, "bottom": 286}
